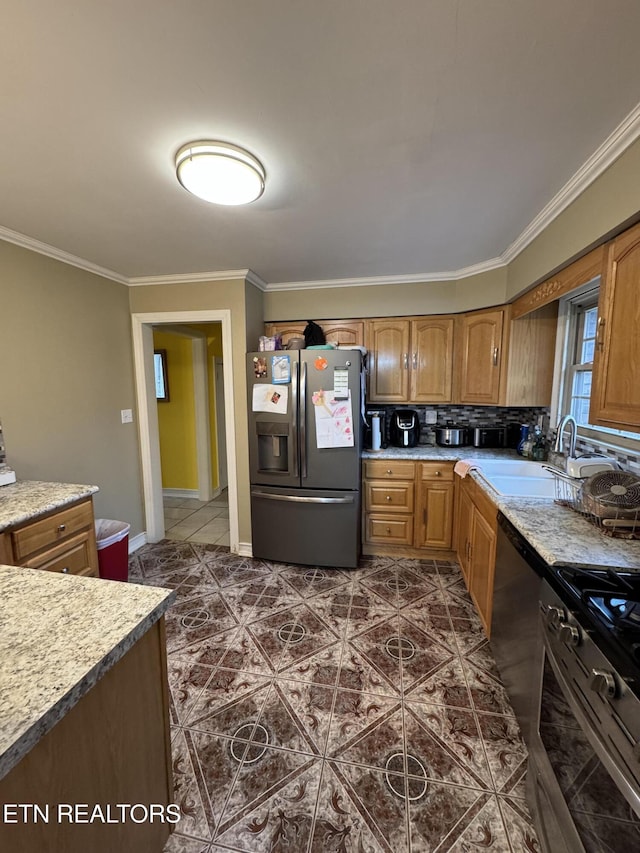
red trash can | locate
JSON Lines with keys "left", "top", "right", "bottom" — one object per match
{"left": 95, "top": 519, "right": 131, "bottom": 582}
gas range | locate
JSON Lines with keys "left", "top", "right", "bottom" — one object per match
{"left": 552, "top": 565, "right": 640, "bottom": 699}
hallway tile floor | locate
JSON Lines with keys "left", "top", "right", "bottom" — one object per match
{"left": 164, "top": 492, "right": 230, "bottom": 547}
{"left": 128, "top": 543, "right": 539, "bottom": 852}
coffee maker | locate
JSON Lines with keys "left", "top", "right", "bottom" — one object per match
{"left": 390, "top": 409, "right": 420, "bottom": 447}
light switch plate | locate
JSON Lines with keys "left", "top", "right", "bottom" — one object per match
{"left": 121, "top": 409, "right": 133, "bottom": 424}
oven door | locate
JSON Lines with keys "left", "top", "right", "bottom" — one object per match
{"left": 528, "top": 592, "right": 640, "bottom": 852}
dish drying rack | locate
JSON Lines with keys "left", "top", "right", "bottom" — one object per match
{"left": 543, "top": 465, "right": 640, "bottom": 539}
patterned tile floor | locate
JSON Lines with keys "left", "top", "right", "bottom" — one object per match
{"left": 128, "top": 543, "right": 540, "bottom": 853}
{"left": 164, "top": 492, "right": 230, "bottom": 547}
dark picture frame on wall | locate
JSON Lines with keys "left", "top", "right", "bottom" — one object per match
{"left": 154, "top": 349, "right": 169, "bottom": 402}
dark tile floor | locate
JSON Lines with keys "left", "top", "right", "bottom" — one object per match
{"left": 128, "top": 543, "right": 540, "bottom": 853}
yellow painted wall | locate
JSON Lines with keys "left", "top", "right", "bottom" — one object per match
{"left": 190, "top": 323, "right": 224, "bottom": 491}
{"left": 153, "top": 330, "right": 198, "bottom": 490}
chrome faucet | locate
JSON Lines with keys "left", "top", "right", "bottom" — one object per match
{"left": 553, "top": 414, "right": 577, "bottom": 459}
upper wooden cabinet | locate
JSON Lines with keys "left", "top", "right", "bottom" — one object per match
{"left": 365, "top": 316, "right": 455, "bottom": 404}
{"left": 264, "top": 319, "right": 364, "bottom": 348}
{"left": 365, "top": 319, "right": 411, "bottom": 402}
{"left": 590, "top": 222, "right": 640, "bottom": 432}
{"left": 456, "top": 308, "right": 505, "bottom": 405}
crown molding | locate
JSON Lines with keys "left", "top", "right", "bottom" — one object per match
{"left": 502, "top": 101, "right": 640, "bottom": 263}
{"left": 266, "top": 256, "right": 505, "bottom": 291}
{"left": 0, "top": 225, "right": 128, "bottom": 284}
{"left": 128, "top": 269, "right": 257, "bottom": 287}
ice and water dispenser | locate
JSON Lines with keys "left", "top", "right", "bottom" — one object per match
{"left": 256, "top": 422, "right": 290, "bottom": 474}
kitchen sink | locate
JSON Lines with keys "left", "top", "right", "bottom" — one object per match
{"left": 475, "top": 459, "right": 557, "bottom": 498}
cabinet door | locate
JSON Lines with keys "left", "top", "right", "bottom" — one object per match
{"left": 366, "top": 319, "right": 411, "bottom": 402}
{"left": 455, "top": 480, "right": 473, "bottom": 587}
{"left": 321, "top": 321, "right": 365, "bottom": 347}
{"left": 590, "top": 224, "right": 640, "bottom": 431}
{"left": 469, "top": 507, "right": 496, "bottom": 636}
{"left": 410, "top": 317, "right": 454, "bottom": 403}
{"left": 457, "top": 309, "right": 504, "bottom": 404}
{"left": 416, "top": 480, "right": 454, "bottom": 549}
{"left": 0, "top": 532, "right": 14, "bottom": 565}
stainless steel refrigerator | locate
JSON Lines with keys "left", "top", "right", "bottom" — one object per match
{"left": 247, "top": 348, "right": 363, "bottom": 568}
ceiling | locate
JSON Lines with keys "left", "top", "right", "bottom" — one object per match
{"left": 2, "top": 1, "right": 640, "bottom": 288}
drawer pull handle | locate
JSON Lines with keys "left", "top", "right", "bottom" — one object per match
{"left": 434, "top": 470, "right": 441, "bottom": 476}
{"left": 386, "top": 495, "right": 392, "bottom": 501}
{"left": 386, "top": 527, "right": 391, "bottom": 534}
{"left": 62, "top": 567, "right": 70, "bottom": 574}
{"left": 387, "top": 469, "right": 392, "bottom": 475}
{"left": 58, "top": 524, "right": 66, "bottom": 532}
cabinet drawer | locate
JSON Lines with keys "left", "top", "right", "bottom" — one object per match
{"left": 364, "top": 460, "right": 415, "bottom": 480}
{"left": 23, "top": 530, "right": 97, "bottom": 577}
{"left": 420, "top": 462, "right": 454, "bottom": 481}
{"left": 366, "top": 481, "right": 414, "bottom": 513}
{"left": 366, "top": 514, "right": 413, "bottom": 545}
{"left": 11, "top": 499, "right": 94, "bottom": 561}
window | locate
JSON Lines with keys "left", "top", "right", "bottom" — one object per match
{"left": 558, "top": 283, "right": 638, "bottom": 445}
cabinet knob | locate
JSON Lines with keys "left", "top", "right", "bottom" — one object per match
{"left": 386, "top": 495, "right": 392, "bottom": 501}
{"left": 387, "top": 469, "right": 392, "bottom": 475}
{"left": 62, "top": 567, "right": 70, "bottom": 574}
{"left": 386, "top": 527, "right": 391, "bottom": 534}
{"left": 58, "top": 524, "right": 66, "bottom": 532}
{"left": 434, "top": 470, "right": 441, "bottom": 476}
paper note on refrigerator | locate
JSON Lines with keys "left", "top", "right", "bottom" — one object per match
{"left": 252, "top": 383, "right": 288, "bottom": 414}
{"left": 312, "top": 389, "right": 354, "bottom": 448}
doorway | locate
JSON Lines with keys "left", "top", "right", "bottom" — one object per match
{"left": 131, "top": 310, "right": 239, "bottom": 552}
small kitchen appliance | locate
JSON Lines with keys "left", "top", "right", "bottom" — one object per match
{"left": 390, "top": 409, "right": 420, "bottom": 448}
{"left": 435, "top": 423, "right": 468, "bottom": 447}
{"left": 472, "top": 425, "right": 506, "bottom": 448}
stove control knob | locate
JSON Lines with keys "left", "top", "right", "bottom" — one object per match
{"left": 559, "top": 623, "right": 580, "bottom": 647}
{"left": 590, "top": 669, "right": 617, "bottom": 700}
{"left": 546, "top": 605, "right": 565, "bottom": 627}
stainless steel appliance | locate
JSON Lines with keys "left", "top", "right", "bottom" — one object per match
{"left": 390, "top": 409, "right": 420, "bottom": 447}
{"left": 247, "top": 349, "right": 363, "bottom": 568}
{"left": 472, "top": 425, "right": 506, "bottom": 448}
{"left": 528, "top": 566, "right": 640, "bottom": 851}
{"left": 435, "top": 423, "right": 468, "bottom": 447}
{"left": 491, "top": 514, "right": 544, "bottom": 745}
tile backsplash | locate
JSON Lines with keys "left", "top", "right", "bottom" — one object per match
{"left": 368, "top": 405, "right": 550, "bottom": 446}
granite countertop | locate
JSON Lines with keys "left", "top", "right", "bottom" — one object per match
{"left": 0, "top": 480, "right": 100, "bottom": 532}
{"left": 0, "top": 566, "right": 175, "bottom": 779}
{"left": 362, "top": 445, "right": 640, "bottom": 572}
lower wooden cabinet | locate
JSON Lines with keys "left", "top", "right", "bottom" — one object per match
{"left": 455, "top": 475, "right": 497, "bottom": 636}
{"left": 363, "top": 459, "right": 455, "bottom": 555}
{"left": 4, "top": 497, "right": 99, "bottom": 577}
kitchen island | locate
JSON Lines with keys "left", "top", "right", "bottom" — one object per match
{"left": 0, "top": 565, "right": 176, "bottom": 853}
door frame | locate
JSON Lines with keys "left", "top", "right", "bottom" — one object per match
{"left": 131, "top": 310, "right": 238, "bottom": 550}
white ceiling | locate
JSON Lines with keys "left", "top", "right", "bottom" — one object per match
{"left": 2, "top": 1, "right": 640, "bottom": 287}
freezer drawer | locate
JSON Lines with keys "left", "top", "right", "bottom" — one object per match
{"left": 250, "top": 486, "right": 360, "bottom": 568}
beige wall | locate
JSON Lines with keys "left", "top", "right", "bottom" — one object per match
{"left": 128, "top": 278, "right": 262, "bottom": 545}
{"left": 0, "top": 242, "right": 144, "bottom": 533}
{"left": 263, "top": 268, "right": 508, "bottom": 321}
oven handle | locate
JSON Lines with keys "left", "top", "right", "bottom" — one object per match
{"left": 537, "top": 623, "right": 640, "bottom": 817}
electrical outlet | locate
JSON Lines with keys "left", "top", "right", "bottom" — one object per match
{"left": 121, "top": 409, "right": 133, "bottom": 424}
{"left": 424, "top": 409, "right": 437, "bottom": 425}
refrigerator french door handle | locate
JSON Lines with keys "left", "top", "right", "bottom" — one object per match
{"left": 251, "top": 489, "right": 355, "bottom": 505}
{"left": 300, "top": 360, "right": 307, "bottom": 478}
{"left": 291, "top": 360, "right": 299, "bottom": 477}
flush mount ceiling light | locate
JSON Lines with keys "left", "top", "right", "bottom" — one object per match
{"left": 175, "top": 141, "right": 265, "bottom": 205}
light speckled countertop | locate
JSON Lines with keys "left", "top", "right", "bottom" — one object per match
{"left": 363, "top": 446, "right": 640, "bottom": 572}
{"left": 0, "top": 480, "right": 100, "bottom": 531}
{"left": 0, "top": 566, "right": 175, "bottom": 779}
